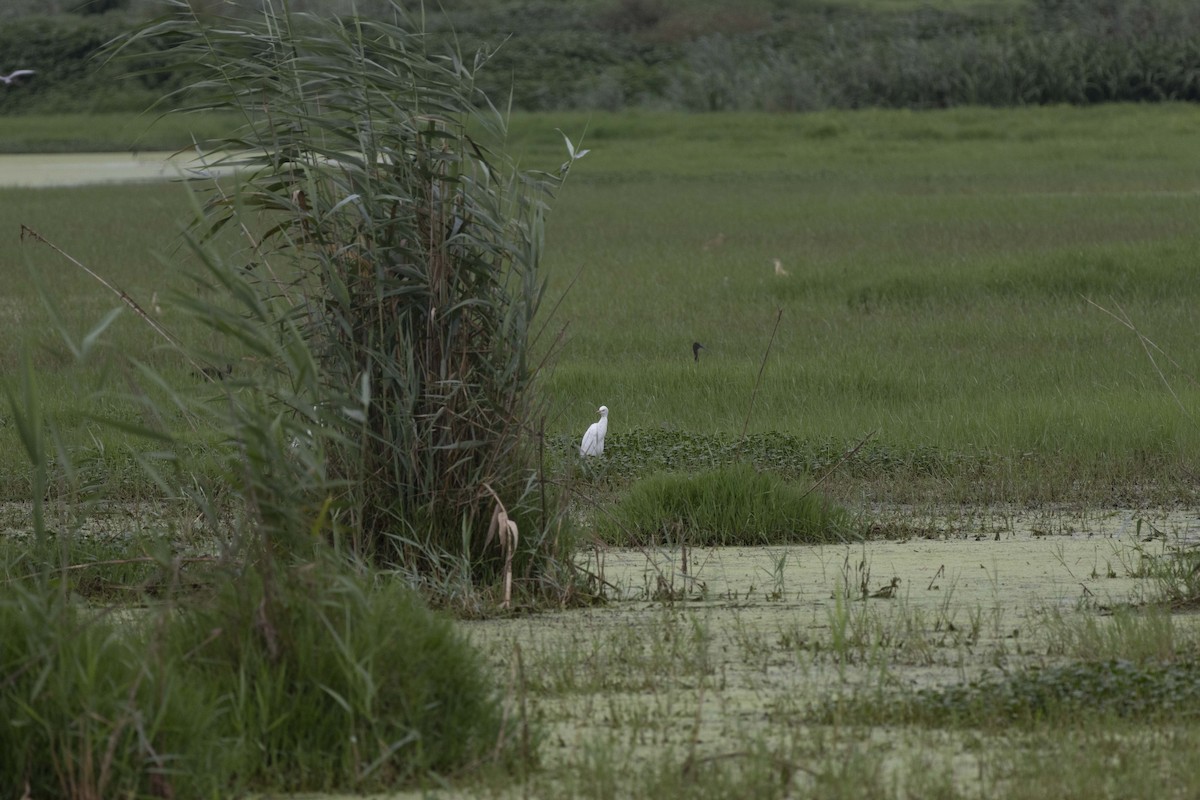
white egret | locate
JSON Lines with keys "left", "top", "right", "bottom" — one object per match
{"left": 773, "top": 258, "right": 790, "bottom": 277}
{"left": 1, "top": 69, "right": 35, "bottom": 86}
{"left": 579, "top": 405, "right": 609, "bottom": 457}
{"left": 692, "top": 341, "right": 706, "bottom": 362}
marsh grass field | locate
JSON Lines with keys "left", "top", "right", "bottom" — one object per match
{"left": 5, "top": 104, "right": 1200, "bottom": 505}
{"left": 6, "top": 104, "right": 1200, "bottom": 797}
{"left": 529, "top": 105, "right": 1200, "bottom": 505}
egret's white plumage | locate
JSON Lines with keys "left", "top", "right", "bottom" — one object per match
{"left": 1, "top": 69, "right": 35, "bottom": 86}
{"left": 773, "top": 258, "right": 790, "bottom": 277}
{"left": 579, "top": 405, "right": 609, "bottom": 457}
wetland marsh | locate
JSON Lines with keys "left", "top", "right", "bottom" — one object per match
{"left": 457, "top": 509, "right": 1200, "bottom": 798}
{"left": 6, "top": 104, "right": 1200, "bottom": 797}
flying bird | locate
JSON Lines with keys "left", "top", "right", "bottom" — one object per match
{"left": 579, "top": 405, "right": 609, "bottom": 457}
{"left": 773, "top": 258, "right": 790, "bottom": 277}
{"left": 1, "top": 69, "right": 35, "bottom": 86}
{"left": 692, "top": 342, "right": 706, "bottom": 362}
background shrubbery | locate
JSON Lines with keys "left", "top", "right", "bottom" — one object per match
{"left": 0, "top": 13, "right": 193, "bottom": 113}
{"left": 3, "top": 0, "right": 1200, "bottom": 115}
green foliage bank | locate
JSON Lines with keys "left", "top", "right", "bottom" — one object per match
{"left": 4, "top": 0, "right": 1200, "bottom": 115}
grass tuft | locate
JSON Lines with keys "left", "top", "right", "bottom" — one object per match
{"left": 0, "top": 582, "right": 225, "bottom": 798}
{"left": 599, "top": 463, "right": 855, "bottom": 546}
{"left": 0, "top": 557, "right": 520, "bottom": 796}
{"left": 1129, "top": 536, "right": 1200, "bottom": 609}
{"left": 168, "top": 562, "right": 518, "bottom": 790}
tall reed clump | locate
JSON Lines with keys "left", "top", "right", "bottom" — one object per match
{"left": 120, "top": 4, "right": 583, "bottom": 597}
{"left": 1, "top": 4, "right": 576, "bottom": 793}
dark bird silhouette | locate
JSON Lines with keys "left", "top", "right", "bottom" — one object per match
{"left": 692, "top": 342, "right": 706, "bottom": 362}
{"left": 869, "top": 577, "right": 901, "bottom": 599}
{"left": 1, "top": 69, "right": 35, "bottom": 86}
{"left": 195, "top": 363, "right": 233, "bottom": 381}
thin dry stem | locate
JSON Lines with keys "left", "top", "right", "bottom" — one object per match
{"left": 798, "top": 428, "right": 877, "bottom": 502}
{"left": 18, "top": 225, "right": 225, "bottom": 380}
{"left": 1085, "top": 295, "right": 1196, "bottom": 419}
{"left": 20, "top": 225, "right": 182, "bottom": 351}
{"left": 740, "top": 307, "right": 783, "bottom": 443}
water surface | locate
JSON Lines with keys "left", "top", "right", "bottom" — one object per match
{"left": 0, "top": 152, "right": 228, "bottom": 188}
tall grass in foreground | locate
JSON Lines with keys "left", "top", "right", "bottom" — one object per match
{"left": 166, "top": 564, "right": 514, "bottom": 790}
{"left": 0, "top": 584, "right": 223, "bottom": 798}
{"left": 0, "top": 558, "right": 515, "bottom": 796}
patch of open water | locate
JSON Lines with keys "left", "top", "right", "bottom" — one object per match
{"left": 0, "top": 152, "right": 233, "bottom": 188}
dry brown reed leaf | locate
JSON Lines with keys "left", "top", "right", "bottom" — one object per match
{"left": 483, "top": 484, "right": 519, "bottom": 609}
{"left": 20, "top": 224, "right": 182, "bottom": 350}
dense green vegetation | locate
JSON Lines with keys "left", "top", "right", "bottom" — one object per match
{"left": 0, "top": 11, "right": 191, "bottom": 115}
{"left": 3, "top": 0, "right": 1200, "bottom": 122}
{"left": 598, "top": 463, "right": 854, "bottom": 546}
{"left": 0, "top": 562, "right": 515, "bottom": 796}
